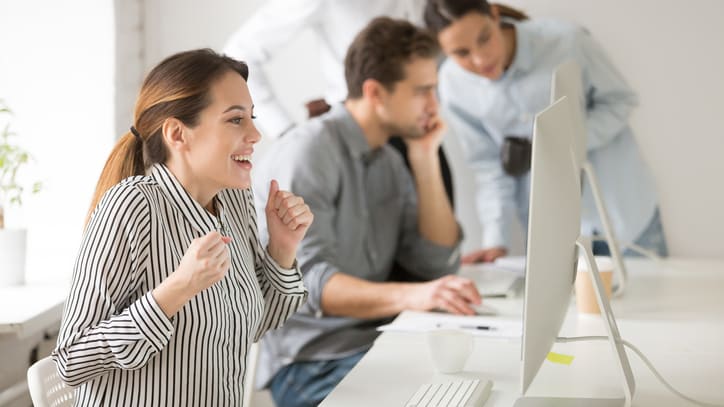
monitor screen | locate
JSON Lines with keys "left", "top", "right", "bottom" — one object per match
{"left": 515, "top": 96, "right": 635, "bottom": 406}
{"left": 519, "top": 96, "right": 582, "bottom": 394}
{"left": 550, "top": 59, "right": 587, "bottom": 169}
{"left": 550, "top": 59, "right": 630, "bottom": 296}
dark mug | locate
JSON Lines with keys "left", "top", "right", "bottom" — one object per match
{"left": 500, "top": 136, "right": 532, "bottom": 177}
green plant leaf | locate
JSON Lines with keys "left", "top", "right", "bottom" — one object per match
{"left": 0, "top": 99, "right": 42, "bottom": 212}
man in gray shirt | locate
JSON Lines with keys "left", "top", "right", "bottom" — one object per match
{"left": 252, "top": 17, "right": 482, "bottom": 407}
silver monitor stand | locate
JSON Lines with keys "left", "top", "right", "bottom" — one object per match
{"left": 514, "top": 236, "right": 635, "bottom": 407}
{"left": 581, "top": 161, "right": 628, "bottom": 296}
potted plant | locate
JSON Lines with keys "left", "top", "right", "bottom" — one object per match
{"left": 0, "top": 99, "right": 41, "bottom": 286}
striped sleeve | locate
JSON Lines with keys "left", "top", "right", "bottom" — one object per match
{"left": 52, "top": 183, "right": 173, "bottom": 386}
{"left": 243, "top": 189, "right": 307, "bottom": 341}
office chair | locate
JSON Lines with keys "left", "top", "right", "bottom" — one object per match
{"left": 25, "top": 350, "right": 261, "bottom": 406}
{"left": 27, "top": 356, "right": 74, "bottom": 407}
{"left": 243, "top": 342, "right": 262, "bottom": 407}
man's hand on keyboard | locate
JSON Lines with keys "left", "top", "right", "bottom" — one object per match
{"left": 403, "top": 275, "right": 482, "bottom": 316}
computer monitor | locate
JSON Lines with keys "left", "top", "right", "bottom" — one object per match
{"left": 550, "top": 60, "right": 629, "bottom": 296}
{"left": 514, "top": 97, "right": 635, "bottom": 407}
{"left": 550, "top": 60, "right": 587, "bottom": 169}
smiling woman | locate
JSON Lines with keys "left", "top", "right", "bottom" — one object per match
{"left": 86, "top": 49, "right": 252, "bottom": 222}
{"left": 52, "top": 48, "right": 313, "bottom": 406}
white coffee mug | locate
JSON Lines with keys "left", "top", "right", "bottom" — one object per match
{"left": 426, "top": 329, "right": 473, "bottom": 373}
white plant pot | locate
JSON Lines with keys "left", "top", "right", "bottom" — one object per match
{"left": 0, "top": 228, "right": 27, "bottom": 286}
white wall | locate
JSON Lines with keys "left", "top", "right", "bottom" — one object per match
{"left": 504, "top": 0, "right": 724, "bottom": 257}
{"left": 138, "top": 0, "right": 724, "bottom": 258}
{"left": 138, "top": 0, "right": 324, "bottom": 160}
{"left": 0, "top": 2, "right": 114, "bottom": 404}
{"left": 0, "top": 0, "right": 115, "bottom": 283}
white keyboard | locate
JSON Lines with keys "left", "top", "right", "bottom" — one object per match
{"left": 406, "top": 378, "right": 492, "bottom": 407}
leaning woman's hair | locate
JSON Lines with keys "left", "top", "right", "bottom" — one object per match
{"left": 424, "top": 0, "right": 529, "bottom": 34}
{"left": 86, "top": 48, "right": 248, "bottom": 226}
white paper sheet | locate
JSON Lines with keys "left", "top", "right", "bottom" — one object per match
{"left": 377, "top": 311, "right": 522, "bottom": 339}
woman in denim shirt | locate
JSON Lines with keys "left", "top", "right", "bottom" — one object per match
{"left": 425, "top": 0, "right": 667, "bottom": 263}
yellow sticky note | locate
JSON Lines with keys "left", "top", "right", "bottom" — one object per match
{"left": 546, "top": 352, "right": 575, "bottom": 365}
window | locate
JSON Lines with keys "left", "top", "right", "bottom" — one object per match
{"left": 0, "top": 0, "right": 115, "bottom": 283}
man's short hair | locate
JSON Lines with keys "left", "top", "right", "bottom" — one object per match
{"left": 344, "top": 17, "right": 440, "bottom": 99}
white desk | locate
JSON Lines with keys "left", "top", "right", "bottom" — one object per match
{"left": 320, "top": 259, "right": 724, "bottom": 406}
{"left": 0, "top": 285, "right": 67, "bottom": 339}
{"left": 0, "top": 285, "right": 66, "bottom": 406}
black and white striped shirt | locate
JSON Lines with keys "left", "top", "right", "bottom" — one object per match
{"left": 53, "top": 163, "right": 307, "bottom": 406}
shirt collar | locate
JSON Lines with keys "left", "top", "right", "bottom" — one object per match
{"left": 505, "top": 21, "right": 534, "bottom": 75}
{"left": 151, "top": 163, "right": 225, "bottom": 235}
{"left": 327, "top": 103, "right": 377, "bottom": 162}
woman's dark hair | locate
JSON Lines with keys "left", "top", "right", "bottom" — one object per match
{"left": 87, "top": 48, "right": 248, "bottom": 225}
{"left": 424, "top": 0, "right": 529, "bottom": 34}
{"left": 344, "top": 17, "right": 440, "bottom": 99}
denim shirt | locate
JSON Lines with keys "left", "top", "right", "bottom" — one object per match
{"left": 439, "top": 18, "right": 658, "bottom": 248}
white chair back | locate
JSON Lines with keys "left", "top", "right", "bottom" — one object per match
{"left": 243, "top": 342, "right": 261, "bottom": 407}
{"left": 27, "top": 356, "right": 74, "bottom": 407}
